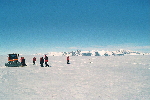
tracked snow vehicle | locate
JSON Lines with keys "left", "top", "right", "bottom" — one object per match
{"left": 5, "top": 54, "right": 21, "bottom": 67}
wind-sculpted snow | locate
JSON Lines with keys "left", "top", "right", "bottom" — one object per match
{"left": 0, "top": 55, "right": 150, "bottom": 100}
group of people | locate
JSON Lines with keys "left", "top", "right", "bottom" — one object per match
{"left": 39, "top": 55, "right": 70, "bottom": 66}
{"left": 20, "top": 55, "right": 70, "bottom": 67}
{"left": 40, "top": 55, "right": 50, "bottom": 67}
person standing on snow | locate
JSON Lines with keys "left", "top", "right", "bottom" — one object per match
{"left": 20, "top": 57, "right": 23, "bottom": 64}
{"left": 40, "top": 57, "right": 44, "bottom": 67}
{"left": 44, "top": 55, "right": 49, "bottom": 67}
{"left": 22, "top": 57, "right": 27, "bottom": 66}
{"left": 33, "top": 57, "right": 36, "bottom": 65}
{"left": 67, "top": 56, "right": 70, "bottom": 64}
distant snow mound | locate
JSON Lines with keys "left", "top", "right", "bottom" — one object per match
{"left": 33, "top": 49, "right": 150, "bottom": 56}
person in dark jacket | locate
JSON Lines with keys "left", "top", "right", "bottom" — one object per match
{"left": 40, "top": 57, "right": 44, "bottom": 67}
{"left": 44, "top": 55, "right": 49, "bottom": 67}
{"left": 22, "top": 57, "right": 27, "bottom": 66}
{"left": 33, "top": 57, "right": 36, "bottom": 65}
{"left": 67, "top": 56, "right": 70, "bottom": 64}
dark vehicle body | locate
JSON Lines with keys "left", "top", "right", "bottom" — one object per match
{"left": 5, "top": 54, "right": 21, "bottom": 67}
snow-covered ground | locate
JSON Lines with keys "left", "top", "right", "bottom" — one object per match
{"left": 0, "top": 55, "right": 150, "bottom": 100}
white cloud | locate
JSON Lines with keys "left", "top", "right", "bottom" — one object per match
{"left": 69, "top": 47, "right": 79, "bottom": 49}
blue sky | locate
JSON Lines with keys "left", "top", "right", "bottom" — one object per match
{"left": 0, "top": 0, "right": 149, "bottom": 54}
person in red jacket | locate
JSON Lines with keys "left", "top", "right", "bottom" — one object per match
{"left": 20, "top": 57, "right": 23, "bottom": 64}
{"left": 67, "top": 56, "right": 70, "bottom": 64}
{"left": 33, "top": 57, "right": 36, "bottom": 65}
{"left": 44, "top": 55, "right": 49, "bottom": 67}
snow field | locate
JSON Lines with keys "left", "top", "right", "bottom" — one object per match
{"left": 0, "top": 55, "right": 150, "bottom": 100}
